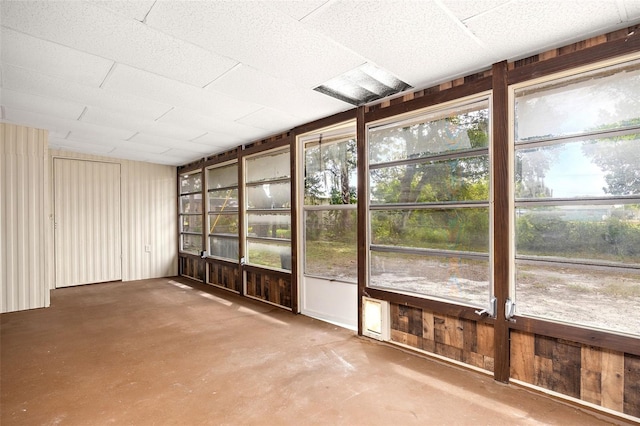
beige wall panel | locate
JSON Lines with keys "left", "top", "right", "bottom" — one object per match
{"left": 1, "top": 123, "right": 50, "bottom": 312}
{"left": 54, "top": 158, "right": 122, "bottom": 287}
{"left": 49, "top": 150, "right": 177, "bottom": 285}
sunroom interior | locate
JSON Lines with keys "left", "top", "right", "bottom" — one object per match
{"left": 1, "top": 1, "right": 640, "bottom": 424}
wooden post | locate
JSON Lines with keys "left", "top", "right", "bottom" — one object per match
{"left": 492, "top": 60, "right": 511, "bottom": 383}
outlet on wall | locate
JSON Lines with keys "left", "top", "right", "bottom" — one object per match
{"left": 145, "top": 245, "right": 151, "bottom": 253}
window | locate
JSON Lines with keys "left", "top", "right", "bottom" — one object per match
{"left": 207, "top": 162, "right": 239, "bottom": 261}
{"left": 512, "top": 58, "right": 640, "bottom": 337}
{"left": 367, "top": 97, "right": 492, "bottom": 308}
{"left": 302, "top": 125, "right": 357, "bottom": 282}
{"left": 179, "top": 170, "right": 203, "bottom": 255}
{"left": 244, "top": 148, "right": 291, "bottom": 271}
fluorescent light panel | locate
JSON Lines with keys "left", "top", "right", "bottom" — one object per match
{"left": 314, "top": 63, "right": 412, "bottom": 105}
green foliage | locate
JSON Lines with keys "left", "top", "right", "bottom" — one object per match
{"left": 516, "top": 208, "right": 640, "bottom": 262}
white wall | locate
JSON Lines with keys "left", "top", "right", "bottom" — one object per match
{"left": 49, "top": 150, "right": 178, "bottom": 288}
{"left": 1, "top": 123, "right": 50, "bottom": 312}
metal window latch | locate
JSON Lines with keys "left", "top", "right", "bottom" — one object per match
{"left": 505, "top": 298, "right": 516, "bottom": 321}
{"left": 475, "top": 297, "right": 497, "bottom": 318}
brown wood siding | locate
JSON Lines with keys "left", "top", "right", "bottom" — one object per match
{"left": 179, "top": 255, "right": 205, "bottom": 282}
{"left": 511, "top": 330, "right": 640, "bottom": 417}
{"left": 389, "top": 303, "right": 495, "bottom": 372}
{"left": 206, "top": 260, "right": 241, "bottom": 293}
{"left": 245, "top": 270, "right": 292, "bottom": 309}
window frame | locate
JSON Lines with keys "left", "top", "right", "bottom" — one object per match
{"left": 508, "top": 54, "right": 640, "bottom": 337}
{"left": 179, "top": 169, "right": 203, "bottom": 256}
{"left": 243, "top": 146, "right": 292, "bottom": 272}
{"left": 299, "top": 121, "right": 358, "bottom": 283}
{"left": 206, "top": 160, "right": 239, "bottom": 262}
{"left": 365, "top": 93, "right": 495, "bottom": 310}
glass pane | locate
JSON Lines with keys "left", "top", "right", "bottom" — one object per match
{"left": 207, "top": 163, "right": 237, "bottom": 189}
{"left": 247, "top": 213, "right": 291, "bottom": 239}
{"left": 515, "top": 60, "right": 640, "bottom": 141}
{"left": 180, "top": 194, "right": 202, "bottom": 214}
{"left": 208, "top": 213, "right": 238, "bottom": 235}
{"left": 209, "top": 189, "right": 238, "bottom": 212}
{"left": 370, "top": 251, "right": 489, "bottom": 307}
{"left": 371, "top": 208, "right": 489, "bottom": 253}
{"left": 247, "top": 240, "right": 291, "bottom": 270}
{"left": 516, "top": 135, "right": 640, "bottom": 199}
{"left": 305, "top": 138, "right": 357, "bottom": 205}
{"left": 180, "top": 171, "right": 202, "bottom": 193}
{"left": 246, "top": 150, "right": 290, "bottom": 183}
{"left": 515, "top": 262, "right": 639, "bottom": 337}
{"left": 304, "top": 209, "right": 357, "bottom": 281}
{"left": 209, "top": 236, "right": 239, "bottom": 261}
{"left": 370, "top": 156, "right": 489, "bottom": 204}
{"left": 515, "top": 204, "right": 640, "bottom": 264}
{"left": 181, "top": 234, "right": 202, "bottom": 254}
{"left": 246, "top": 182, "right": 290, "bottom": 209}
{"left": 181, "top": 214, "right": 202, "bottom": 233}
{"left": 369, "top": 102, "right": 489, "bottom": 165}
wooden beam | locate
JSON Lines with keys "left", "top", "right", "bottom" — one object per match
{"left": 492, "top": 60, "right": 510, "bottom": 383}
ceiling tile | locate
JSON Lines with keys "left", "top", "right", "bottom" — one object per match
{"left": 622, "top": 0, "right": 640, "bottom": 19}
{"left": 189, "top": 132, "right": 245, "bottom": 150}
{"left": 158, "top": 107, "right": 267, "bottom": 143}
{"left": 305, "top": 0, "right": 493, "bottom": 89}
{"left": 0, "top": 1, "right": 237, "bottom": 87}
{"left": 48, "top": 136, "right": 115, "bottom": 155}
{"left": 128, "top": 133, "right": 220, "bottom": 155}
{"left": 108, "top": 147, "right": 201, "bottom": 166}
{"left": 265, "top": 0, "right": 328, "bottom": 21}
{"left": 1, "top": 64, "right": 172, "bottom": 120}
{"left": 0, "top": 88, "right": 86, "bottom": 120}
{"left": 1, "top": 27, "right": 114, "bottom": 87}
{"left": 206, "top": 64, "right": 351, "bottom": 120}
{"left": 465, "top": 0, "right": 631, "bottom": 60}
{"left": 81, "top": 107, "right": 205, "bottom": 141}
{"left": 103, "top": 64, "right": 262, "bottom": 120}
{"left": 440, "top": 0, "right": 511, "bottom": 21}
{"left": 88, "top": 0, "right": 156, "bottom": 22}
{"left": 145, "top": 1, "right": 365, "bottom": 88}
{"left": 3, "top": 107, "right": 136, "bottom": 141}
{"left": 236, "top": 107, "right": 300, "bottom": 133}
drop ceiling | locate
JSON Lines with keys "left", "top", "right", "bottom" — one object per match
{"left": 1, "top": 0, "right": 639, "bottom": 166}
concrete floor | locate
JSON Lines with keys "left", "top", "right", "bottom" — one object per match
{"left": 1, "top": 277, "right": 633, "bottom": 425}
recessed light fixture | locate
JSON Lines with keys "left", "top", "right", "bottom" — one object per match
{"left": 314, "top": 63, "right": 412, "bottom": 106}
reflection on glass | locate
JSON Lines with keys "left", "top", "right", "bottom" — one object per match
{"left": 180, "top": 172, "right": 202, "bottom": 193}
{"left": 370, "top": 251, "right": 489, "bottom": 307}
{"left": 515, "top": 60, "right": 640, "bottom": 141}
{"left": 247, "top": 213, "right": 291, "bottom": 239}
{"left": 516, "top": 136, "right": 640, "bottom": 199}
{"left": 371, "top": 208, "right": 489, "bottom": 252}
{"left": 181, "top": 234, "right": 202, "bottom": 254}
{"left": 516, "top": 262, "right": 640, "bottom": 337}
{"left": 305, "top": 138, "right": 357, "bottom": 205}
{"left": 208, "top": 213, "right": 238, "bottom": 235}
{"left": 304, "top": 210, "right": 357, "bottom": 281}
{"left": 180, "top": 194, "right": 202, "bottom": 214}
{"left": 209, "top": 189, "right": 238, "bottom": 211}
{"left": 207, "top": 163, "right": 237, "bottom": 189}
{"left": 246, "top": 150, "right": 290, "bottom": 183}
{"left": 370, "top": 156, "right": 489, "bottom": 204}
{"left": 246, "top": 183, "right": 290, "bottom": 209}
{"left": 369, "top": 103, "right": 489, "bottom": 165}
{"left": 247, "top": 240, "right": 291, "bottom": 270}
{"left": 209, "top": 235, "right": 238, "bottom": 260}
{"left": 181, "top": 215, "right": 202, "bottom": 233}
{"left": 515, "top": 204, "right": 640, "bottom": 264}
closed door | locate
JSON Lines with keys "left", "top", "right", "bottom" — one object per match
{"left": 299, "top": 125, "right": 358, "bottom": 330}
{"left": 54, "top": 159, "right": 122, "bottom": 287}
